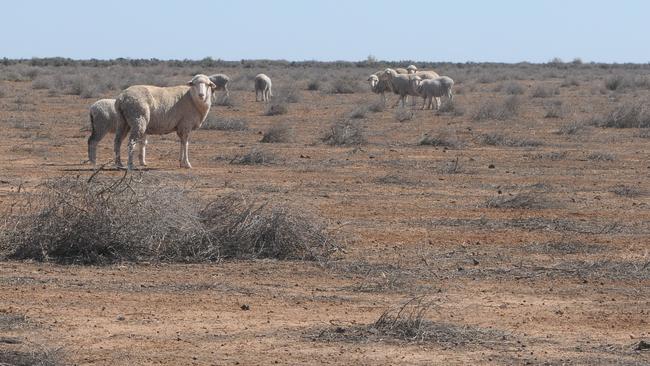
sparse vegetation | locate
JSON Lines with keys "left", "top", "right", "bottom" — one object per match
{"left": 394, "top": 108, "right": 414, "bottom": 122}
{"left": 230, "top": 148, "right": 277, "bottom": 165}
{"left": 590, "top": 102, "right": 650, "bottom": 128}
{"left": 419, "top": 131, "right": 464, "bottom": 148}
{"left": 264, "top": 101, "right": 289, "bottom": 116}
{"left": 322, "top": 120, "right": 365, "bottom": 146}
{"left": 261, "top": 123, "right": 294, "bottom": 143}
{"left": 531, "top": 84, "right": 558, "bottom": 98}
{"left": 479, "top": 133, "right": 542, "bottom": 147}
{"left": 1, "top": 174, "right": 338, "bottom": 263}
{"left": 556, "top": 121, "right": 586, "bottom": 135}
{"left": 437, "top": 99, "right": 464, "bottom": 116}
{"left": 349, "top": 106, "right": 368, "bottom": 119}
{"left": 473, "top": 96, "right": 520, "bottom": 121}
{"left": 201, "top": 117, "right": 248, "bottom": 131}
{"left": 485, "top": 192, "right": 549, "bottom": 209}
{"left": 587, "top": 151, "right": 616, "bottom": 161}
{"left": 543, "top": 100, "right": 568, "bottom": 118}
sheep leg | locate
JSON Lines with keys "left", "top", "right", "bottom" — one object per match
{"left": 138, "top": 136, "right": 148, "bottom": 166}
{"left": 113, "top": 121, "right": 129, "bottom": 168}
{"left": 127, "top": 119, "right": 146, "bottom": 170}
{"left": 435, "top": 97, "right": 441, "bottom": 110}
{"left": 87, "top": 126, "right": 108, "bottom": 166}
{"left": 177, "top": 130, "right": 191, "bottom": 169}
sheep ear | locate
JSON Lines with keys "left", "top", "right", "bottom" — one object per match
{"left": 187, "top": 80, "right": 193, "bottom": 86}
{"left": 209, "top": 82, "right": 217, "bottom": 89}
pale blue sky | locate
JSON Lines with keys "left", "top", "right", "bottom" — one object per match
{"left": 1, "top": 0, "right": 647, "bottom": 63}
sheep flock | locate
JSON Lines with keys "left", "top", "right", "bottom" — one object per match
{"left": 87, "top": 64, "right": 453, "bottom": 169}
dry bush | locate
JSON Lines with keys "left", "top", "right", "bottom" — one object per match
{"left": 230, "top": 148, "right": 277, "bottom": 165}
{"left": 610, "top": 185, "right": 644, "bottom": 197}
{"left": 261, "top": 123, "right": 294, "bottom": 143}
{"left": 543, "top": 100, "right": 569, "bottom": 119}
{"left": 485, "top": 192, "right": 549, "bottom": 209}
{"left": 322, "top": 120, "right": 366, "bottom": 146}
{"left": 307, "top": 80, "right": 321, "bottom": 91}
{"left": 394, "top": 108, "right": 414, "bottom": 122}
{"left": 276, "top": 87, "right": 301, "bottom": 103}
{"left": 419, "top": 131, "right": 464, "bottom": 148}
{"left": 367, "top": 101, "right": 386, "bottom": 113}
{"left": 561, "top": 77, "right": 580, "bottom": 87}
{"left": 2, "top": 174, "right": 212, "bottom": 264}
{"left": 436, "top": 99, "right": 464, "bottom": 116}
{"left": 1, "top": 174, "right": 339, "bottom": 263}
{"left": 637, "top": 129, "right": 650, "bottom": 138}
{"left": 590, "top": 102, "right": 650, "bottom": 128}
{"left": 604, "top": 74, "right": 650, "bottom": 91}
{"left": 529, "top": 151, "right": 568, "bottom": 161}
{"left": 0, "top": 347, "right": 64, "bottom": 366}
{"left": 0, "top": 85, "right": 6, "bottom": 98}
{"left": 317, "top": 296, "right": 513, "bottom": 346}
{"left": 349, "top": 106, "right": 368, "bottom": 119}
{"left": 328, "top": 76, "right": 361, "bottom": 94}
{"left": 201, "top": 194, "right": 339, "bottom": 260}
{"left": 556, "top": 121, "right": 586, "bottom": 135}
{"left": 472, "top": 96, "right": 520, "bottom": 121}
{"left": 478, "top": 133, "right": 542, "bottom": 147}
{"left": 587, "top": 151, "right": 615, "bottom": 161}
{"left": 372, "top": 297, "right": 436, "bottom": 342}
{"left": 201, "top": 117, "right": 248, "bottom": 131}
{"left": 503, "top": 82, "right": 525, "bottom": 95}
{"left": 531, "top": 85, "right": 558, "bottom": 98}
{"left": 264, "top": 101, "right": 289, "bottom": 116}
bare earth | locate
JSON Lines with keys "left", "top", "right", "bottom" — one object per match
{"left": 1, "top": 64, "right": 649, "bottom": 365}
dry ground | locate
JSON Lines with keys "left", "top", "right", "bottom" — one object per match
{"left": 1, "top": 60, "right": 649, "bottom": 365}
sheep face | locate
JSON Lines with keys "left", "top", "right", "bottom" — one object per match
{"left": 187, "top": 74, "right": 216, "bottom": 105}
{"left": 368, "top": 75, "right": 379, "bottom": 88}
{"left": 380, "top": 68, "right": 396, "bottom": 81}
{"left": 407, "top": 65, "right": 417, "bottom": 74}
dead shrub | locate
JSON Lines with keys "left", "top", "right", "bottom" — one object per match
{"left": 479, "top": 133, "right": 542, "bottom": 147}
{"left": 472, "top": 96, "right": 520, "bottom": 121}
{"left": 610, "top": 185, "right": 644, "bottom": 197}
{"left": 1, "top": 174, "right": 339, "bottom": 263}
{"left": 230, "top": 148, "right": 277, "bottom": 165}
{"left": 485, "top": 192, "right": 549, "bottom": 209}
{"left": 419, "top": 131, "right": 464, "bottom": 148}
{"left": 556, "top": 121, "right": 586, "bottom": 135}
{"left": 201, "top": 194, "right": 339, "bottom": 260}
{"left": 322, "top": 120, "right": 366, "bottom": 146}
{"left": 264, "top": 101, "right": 289, "bottom": 116}
{"left": 328, "top": 77, "right": 361, "bottom": 94}
{"left": 349, "top": 106, "right": 368, "bottom": 119}
{"left": 531, "top": 85, "right": 558, "bottom": 98}
{"left": 394, "top": 108, "right": 414, "bottom": 122}
{"left": 587, "top": 152, "right": 615, "bottom": 161}
{"left": 261, "top": 123, "right": 294, "bottom": 143}
{"left": 367, "top": 101, "right": 386, "bottom": 113}
{"left": 201, "top": 117, "right": 248, "bottom": 131}
{"left": 543, "top": 100, "right": 569, "bottom": 119}
{"left": 591, "top": 102, "right": 650, "bottom": 128}
{"left": 436, "top": 99, "right": 464, "bottom": 116}
{"left": 503, "top": 82, "right": 525, "bottom": 95}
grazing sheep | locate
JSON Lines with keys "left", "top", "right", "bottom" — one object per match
{"left": 254, "top": 74, "right": 273, "bottom": 101}
{"left": 411, "top": 76, "right": 455, "bottom": 110}
{"left": 367, "top": 72, "right": 392, "bottom": 105}
{"left": 87, "top": 98, "right": 147, "bottom": 166}
{"left": 208, "top": 73, "right": 230, "bottom": 99}
{"left": 114, "top": 74, "right": 216, "bottom": 169}
{"left": 406, "top": 65, "right": 418, "bottom": 74}
{"left": 380, "top": 68, "right": 421, "bottom": 108}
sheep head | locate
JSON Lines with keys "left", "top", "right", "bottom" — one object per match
{"left": 367, "top": 75, "right": 379, "bottom": 88}
{"left": 407, "top": 65, "right": 417, "bottom": 74}
{"left": 188, "top": 74, "right": 217, "bottom": 105}
{"left": 380, "top": 68, "right": 397, "bottom": 81}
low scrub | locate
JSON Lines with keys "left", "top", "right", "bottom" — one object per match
{"left": 261, "top": 123, "right": 294, "bottom": 143}
{"left": 479, "top": 133, "right": 542, "bottom": 147}
{"left": 322, "top": 120, "right": 366, "bottom": 146}
{"left": 1, "top": 174, "right": 339, "bottom": 264}
{"left": 590, "top": 102, "right": 650, "bottom": 128}
{"left": 472, "top": 96, "right": 520, "bottom": 121}
{"left": 201, "top": 117, "right": 248, "bottom": 131}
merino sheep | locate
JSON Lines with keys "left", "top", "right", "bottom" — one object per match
{"left": 406, "top": 65, "right": 418, "bottom": 74}
{"left": 87, "top": 99, "right": 147, "bottom": 166}
{"left": 208, "top": 73, "right": 230, "bottom": 99}
{"left": 367, "top": 72, "right": 392, "bottom": 105}
{"left": 380, "top": 68, "right": 421, "bottom": 108}
{"left": 254, "top": 74, "right": 272, "bottom": 102}
{"left": 411, "top": 76, "right": 455, "bottom": 110}
{"left": 114, "top": 74, "right": 216, "bottom": 169}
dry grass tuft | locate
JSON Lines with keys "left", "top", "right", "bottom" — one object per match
{"left": 322, "top": 120, "right": 366, "bottom": 146}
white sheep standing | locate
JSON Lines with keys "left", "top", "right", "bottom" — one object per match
{"left": 87, "top": 98, "right": 147, "bottom": 166}
{"left": 254, "top": 74, "right": 272, "bottom": 101}
{"left": 208, "top": 73, "right": 230, "bottom": 99}
{"left": 114, "top": 74, "right": 216, "bottom": 170}
{"left": 367, "top": 72, "right": 392, "bottom": 105}
{"left": 411, "top": 75, "right": 455, "bottom": 110}
{"left": 380, "top": 68, "right": 421, "bottom": 108}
